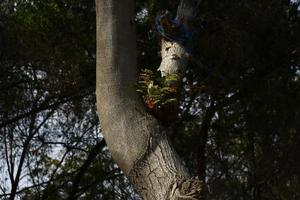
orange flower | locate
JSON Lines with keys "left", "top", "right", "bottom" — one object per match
{"left": 146, "top": 98, "right": 155, "bottom": 109}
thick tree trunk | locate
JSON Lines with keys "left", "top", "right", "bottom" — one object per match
{"left": 95, "top": 0, "right": 205, "bottom": 199}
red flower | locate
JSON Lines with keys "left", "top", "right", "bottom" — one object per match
{"left": 146, "top": 98, "right": 155, "bottom": 109}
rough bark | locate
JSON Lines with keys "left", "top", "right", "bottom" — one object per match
{"left": 95, "top": 0, "right": 205, "bottom": 199}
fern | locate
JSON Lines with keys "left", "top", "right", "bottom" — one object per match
{"left": 137, "top": 68, "right": 181, "bottom": 113}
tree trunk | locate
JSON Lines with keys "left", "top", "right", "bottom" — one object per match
{"left": 95, "top": 0, "right": 205, "bottom": 199}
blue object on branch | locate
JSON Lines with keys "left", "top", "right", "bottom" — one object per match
{"left": 156, "top": 11, "right": 193, "bottom": 50}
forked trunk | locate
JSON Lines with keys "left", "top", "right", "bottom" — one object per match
{"left": 95, "top": 0, "right": 205, "bottom": 199}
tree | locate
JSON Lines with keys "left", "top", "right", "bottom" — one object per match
{"left": 1, "top": 0, "right": 300, "bottom": 199}
{"left": 96, "top": 0, "right": 206, "bottom": 199}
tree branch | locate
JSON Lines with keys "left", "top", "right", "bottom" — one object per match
{"left": 67, "top": 139, "right": 106, "bottom": 200}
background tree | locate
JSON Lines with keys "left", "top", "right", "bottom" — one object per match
{"left": 1, "top": 1, "right": 136, "bottom": 199}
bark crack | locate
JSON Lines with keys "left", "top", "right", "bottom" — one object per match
{"left": 129, "top": 128, "right": 189, "bottom": 199}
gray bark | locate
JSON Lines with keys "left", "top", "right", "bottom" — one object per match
{"left": 95, "top": 0, "right": 205, "bottom": 199}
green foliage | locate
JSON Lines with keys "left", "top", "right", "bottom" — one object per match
{"left": 137, "top": 69, "right": 180, "bottom": 103}
{"left": 0, "top": 1, "right": 134, "bottom": 199}
{"left": 137, "top": 69, "right": 181, "bottom": 124}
